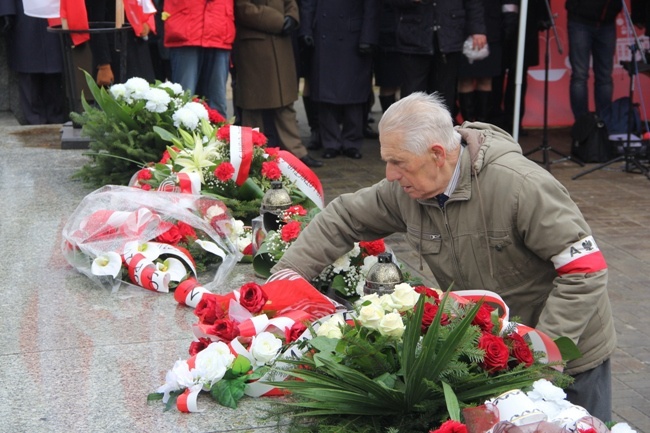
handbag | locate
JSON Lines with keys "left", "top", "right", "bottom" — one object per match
{"left": 570, "top": 112, "right": 611, "bottom": 163}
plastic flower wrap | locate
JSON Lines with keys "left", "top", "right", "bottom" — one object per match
{"left": 311, "top": 238, "right": 395, "bottom": 300}
{"left": 129, "top": 122, "right": 324, "bottom": 222}
{"left": 150, "top": 272, "right": 337, "bottom": 411}
{"left": 61, "top": 185, "right": 240, "bottom": 292}
{"left": 252, "top": 205, "right": 320, "bottom": 278}
{"left": 71, "top": 71, "right": 227, "bottom": 188}
{"left": 264, "top": 287, "right": 576, "bottom": 433}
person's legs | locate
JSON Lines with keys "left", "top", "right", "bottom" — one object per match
{"left": 565, "top": 359, "right": 612, "bottom": 422}
{"left": 591, "top": 22, "right": 617, "bottom": 117}
{"left": 431, "top": 50, "right": 461, "bottom": 117}
{"left": 273, "top": 104, "right": 308, "bottom": 159}
{"left": 199, "top": 48, "right": 230, "bottom": 118}
{"left": 341, "top": 102, "right": 364, "bottom": 154}
{"left": 319, "top": 102, "right": 343, "bottom": 156}
{"left": 399, "top": 53, "right": 433, "bottom": 98}
{"left": 168, "top": 46, "right": 200, "bottom": 95}
{"left": 568, "top": 20, "right": 594, "bottom": 119}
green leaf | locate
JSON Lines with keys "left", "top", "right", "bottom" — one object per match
{"left": 554, "top": 336, "right": 582, "bottom": 362}
{"left": 252, "top": 240, "right": 276, "bottom": 279}
{"left": 154, "top": 125, "right": 183, "bottom": 145}
{"left": 442, "top": 381, "right": 460, "bottom": 421}
{"left": 211, "top": 377, "right": 247, "bottom": 409}
{"left": 147, "top": 392, "right": 164, "bottom": 402}
{"left": 237, "top": 177, "right": 265, "bottom": 200}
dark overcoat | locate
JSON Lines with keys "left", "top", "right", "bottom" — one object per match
{"left": 233, "top": 0, "right": 299, "bottom": 110}
{"left": 2, "top": 0, "right": 63, "bottom": 73}
{"left": 299, "top": 0, "right": 379, "bottom": 105}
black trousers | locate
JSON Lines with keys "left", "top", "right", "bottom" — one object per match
{"left": 318, "top": 102, "right": 364, "bottom": 151}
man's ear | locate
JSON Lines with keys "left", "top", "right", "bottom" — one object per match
{"left": 430, "top": 143, "right": 446, "bottom": 165}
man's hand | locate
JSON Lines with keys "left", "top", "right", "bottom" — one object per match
{"left": 281, "top": 16, "right": 298, "bottom": 35}
{"left": 96, "top": 64, "right": 114, "bottom": 87}
{"left": 471, "top": 34, "right": 487, "bottom": 51}
{"left": 140, "top": 22, "right": 151, "bottom": 39}
{"left": 300, "top": 35, "right": 314, "bottom": 47}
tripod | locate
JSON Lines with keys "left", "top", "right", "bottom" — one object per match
{"left": 572, "top": 10, "right": 650, "bottom": 180}
{"left": 524, "top": 0, "right": 584, "bottom": 171}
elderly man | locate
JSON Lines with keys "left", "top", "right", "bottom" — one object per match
{"left": 272, "top": 92, "right": 616, "bottom": 421}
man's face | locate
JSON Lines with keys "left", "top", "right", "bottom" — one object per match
{"left": 380, "top": 133, "right": 445, "bottom": 200}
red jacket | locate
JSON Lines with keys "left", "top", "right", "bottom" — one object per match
{"left": 163, "top": 0, "right": 235, "bottom": 49}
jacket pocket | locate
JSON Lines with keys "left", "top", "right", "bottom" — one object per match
{"left": 406, "top": 226, "right": 442, "bottom": 254}
{"left": 396, "top": 15, "right": 431, "bottom": 51}
{"left": 164, "top": 7, "right": 192, "bottom": 45}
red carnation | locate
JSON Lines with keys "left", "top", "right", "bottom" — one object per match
{"left": 195, "top": 293, "right": 226, "bottom": 325}
{"left": 140, "top": 183, "right": 152, "bottom": 191}
{"left": 214, "top": 162, "right": 235, "bottom": 182}
{"left": 478, "top": 333, "right": 510, "bottom": 372}
{"left": 217, "top": 124, "right": 231, "bottom": 141}
{"left": 472, "top": 303, "right": 495, "bottom": 333}
{"left": 206, "top": 318, "right": 240, "bottom": 342}
{"left": 280, "top": 220, "right": 302, "bottom": 243}
{"left": 188, "top": 337, "right": 212, "bottom": 356}
{"left": 239, "top": 282, "right": 268, "bottom": 314}
{"left": 252, "top": 130, "right": 267, "bottom": 146}
{"left": 261, "top": 161, "right": 282, "bottom": 180}
{"left": 265, "top": 147, "right": 280, "bottom": 157}
{"left": 506, "top": 332, "right": 534, "bottom": 367}
{"left": 207, "top": 107, "right": 225, "bottom": 124}
{"left": 430, "top": 420, "right": 468, "bottom": 433}
{"left": 137, "top": 169, "right": 152, "bottom": 180}
{"left": 359, "top": 239, "right": 385, "bottom": 256}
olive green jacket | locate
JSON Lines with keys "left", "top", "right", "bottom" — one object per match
{"left": 273, "top": 122, "right": 616, "bottom": 375}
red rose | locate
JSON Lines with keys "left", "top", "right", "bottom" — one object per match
{"left": 430, "top": 420, "right": 468, "bottom": 433}
{"left": 478, "top": 333, "right": 510, "bottom": 372}
{"left": 137, "top": 169, "right": 152, "bottom": 180}
{"left": 194, "top": 293, "right": 226, "bottom": 325}
{"left": 217, "top": 124, "right": 230, "bottom": 141}
{"left": 214, "top": 162, "right": 235, "bottom": 182}
{"left": 280, "top": 220, "right": 302, "bottom": 243}
{"left": 359, "top": 239, "right": 385, "bottom": 256}
{"left": 285, "top": 322, "right": 307, "bottom": 344}
{"left": 239, "top": 282, "right": 268, "bottom": 314}
{"left": 414, "top": 285, "right": 440, "bottom": 301}
{"left": 188, "top": 337, "right": 212, "bottom": 356}
{"left": 252, "top": 130, "right": 267, "bottom": 146}
{"left": 155, "top": 221, "right": 182, "bottom": 244}
{"left": 242, "top": 243, "right": 253, "bottom": 255}
{"left": 265, "top": 147, "right": 279, "bottom": 157}
{"left": 506, "top": 332, "right": 534, "bottom": 367}
{"left": 206, "top": 318, "right": 240, "bottom": 342}
{"left": 176, "top": 221, "right": 197, "bottom": 242}
{"left": 421, "top": 302, "right": 450, "bottom": 333}
{"left": 261, "top": 161, "right": 282, "bottom": 180}
{"left": 472, "top": 304, "right": 495, "bottom": 333}
{"left": 141, "top": 183, "right": 152, "bottom": 191}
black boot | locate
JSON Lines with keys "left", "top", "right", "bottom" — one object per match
{"left": 475, "top": 90, "right": 492, "bottom": 123}
{"left": 379, "top": 94, "right": 396, "bottom": 113}
{"left": 458, "top": 91, "right": 476, "bottom": 123}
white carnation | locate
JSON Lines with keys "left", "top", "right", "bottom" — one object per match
{"left": 527, "top": 379, "right": 567, "bottom": 403}
{"left": 185, "top": 101, "right": 209, "bottom": 120}
{"left": 331, "top": 254, "right": 351, "bottom": 273}
{"left": 144, "top": 88, "right": 171, "bottom": 113}
{"left": 124, "top": 76, "right": 151, "bottom": 99}
{"left": 173, "top": 106, "right": 200, "bottom": 130}
{"left": 348, "top": 243, "right": 361, "bottom": 258}
{"left": 158, "top": 81, "right": 184, "bottom": 95}
{"left": 109, "top": 83, "right": 129, "bottom": 101}
{"left": 611, "top": 423, "right": 637, "bottom": 433}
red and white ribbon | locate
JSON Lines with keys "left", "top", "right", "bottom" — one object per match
{"left": 174, "top": 278, "right": 212, "bottom": 308}
{"left": 176, "top": 385, "right": 203, "bottom": 413}
{"left": 276, "top": 150, "right": 325, "bottom": 209}
{"left": 229, "top": 126, "right": 254, "bottom": 186}
{"left": 551, "top": 235, "right": 607, "bottom": 275}
{"left": 126, "top": 253, "right": 170, "bottom": 292}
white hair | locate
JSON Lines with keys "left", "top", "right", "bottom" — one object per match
{"left": 378, "top": 92, "right": 462, "bottom": 155}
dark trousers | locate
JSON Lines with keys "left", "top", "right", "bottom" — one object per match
{"left": 565, "top": 358, "right": 612, "bottom": 422}
{"left": 398, "top": 49, "right": 461, "bottom": 116}
{"left": 18, "top": 72, "right": 67, "bottom": 125}
{"left": 318, "top": 102, "right": 364, "bottom": 151}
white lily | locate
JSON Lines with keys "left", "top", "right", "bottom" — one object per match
{"left": 91, "top": 252, "right": 122, "bottom": 278}
{"left": 155, "top": 257, "right": 187, "bottom": 282}
{"left": 195, "top": 239, "right": 226, "bottom": 259}
{"left": 174, "top": 133, "right": 218, "bottom": 184}
{"left": 124, "top": 240, "right": 161, "bottom": 262}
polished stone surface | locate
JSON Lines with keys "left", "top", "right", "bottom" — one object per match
{"left": 1, "top": 105, "right": 649, "bottom": 432}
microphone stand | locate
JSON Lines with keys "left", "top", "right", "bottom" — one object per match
{"left": 524, "top": 0, "right": 584, "bottom": 171}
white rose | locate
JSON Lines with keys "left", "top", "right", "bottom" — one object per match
{"left": 377, "top": 311, "right": 405, "bottom": 339}
{"left": 390, "top": 283, "right": 420, "bottom": 312}
{"left": 250, "top": 332, "right": 282, "bottom": 366}
{"left": 194, "top": 341, "right": 235, "bottom": 388}
{"left": 356, "top": 292, "right": 381, "bottom": 306}
{"left": 315, "top": 313, "right": 345, "bottom": 339}
{"left": 357, "top": 303, "right": 385, "bottom": 330}
{"left": 379, "top": 293, "right": 398, "bottom": 311}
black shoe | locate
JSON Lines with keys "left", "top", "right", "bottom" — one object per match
{"left": 363, "top": 125, "right": 379, "bottom": 139}
{"left": 300, "top": 154, "right": 324, "bottom": 168}
{"left": 307, "top": 130, "right": 322, "bottom": 150}
{"left": 322, "top": 148, "right": 339, "bottom": 159}
{"left": 343, "top": 147, "right": 362, "bottom": 159}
